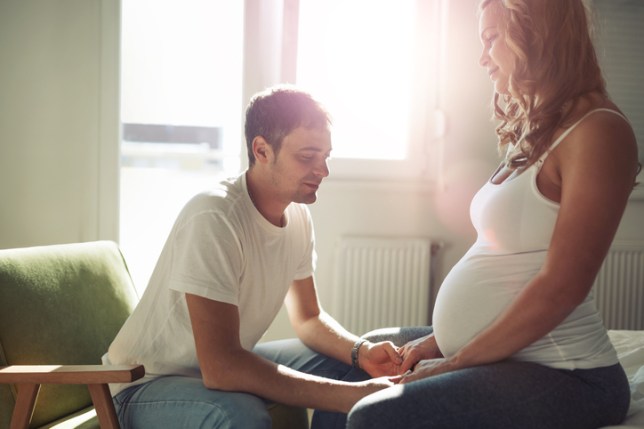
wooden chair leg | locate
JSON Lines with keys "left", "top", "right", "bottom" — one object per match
{"left": 10, "top": 383, "right": 40, "bottom": 429}
{"left": 88, "top": 383, "right": 120, "bottom": 429}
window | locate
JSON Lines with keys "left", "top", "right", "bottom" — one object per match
{"left": 295, "top": 0, "right": 444, "bottom": 180}
{"left": 120, "top": 0, "right": 243, "bottom": 175}
{"left": 120, "top": 0, "right": 244, "bottom": 290}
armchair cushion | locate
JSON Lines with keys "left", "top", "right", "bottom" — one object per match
{"left": 0, "top": 241, "right": 139, "bottom": 428}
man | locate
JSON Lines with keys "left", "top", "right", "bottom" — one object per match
{"left": 104, "top": 86, "right": 402, "bottom": 428}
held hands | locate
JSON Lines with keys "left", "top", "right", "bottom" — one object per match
{"left": 358, "top": 334, "right": 444, "bottom": 378}
{"left": 396, "top": 333, "right": 461, "bottom": 384}
{"left": 358, "top": 334, "right": 458, "bottom": 385}
{"left": 397, "top": 333, "right": 443, "bottom": 373}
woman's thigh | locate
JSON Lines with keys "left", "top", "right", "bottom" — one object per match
{"left": 114, "top": 375, "right": 272, "bottom": 429}
{"left": 347, "top": 361, "right": 630, "bottom": 429}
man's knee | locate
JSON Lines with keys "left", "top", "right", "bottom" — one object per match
{"left": 117, "top": 377, "right": 273, "bottom": 429}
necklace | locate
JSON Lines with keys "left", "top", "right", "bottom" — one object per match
{"left": 504, "top": 143, "right": 528, "bottom": 169}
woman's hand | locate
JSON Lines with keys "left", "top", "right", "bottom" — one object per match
{"left": 397, "top": 333, "right": 443, "bottom": 374}
{"left": 359, "top": 341, "right": 403, "bottom": 377}
{"left": 399, "top": 357, "right": 456, "bottom": 384}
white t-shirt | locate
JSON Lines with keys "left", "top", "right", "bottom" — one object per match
{"left": 433, "top": 109, "right": 625, "bottom": 370}
{"left": 104, "top": 173, "right": 316, "bottom": 395}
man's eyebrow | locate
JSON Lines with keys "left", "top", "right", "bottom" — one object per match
{"left": 297, "top": 148, "right": 333, "bottom": 158}
{"left": 298, "top": 146, "right": 331, "bottom": 153}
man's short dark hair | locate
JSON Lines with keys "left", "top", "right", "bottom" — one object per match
{"left": 244, "top": 85, "right": 331, "bottom": 166}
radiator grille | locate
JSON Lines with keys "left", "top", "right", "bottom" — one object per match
{"left": 331, "top": 238, "right": 643, "bottom": 334}
{"left": 331, "top": 236, "right": 432, "bottom": 335}
{"left": 593, "top": 242, "right": 644, "bottom": 330}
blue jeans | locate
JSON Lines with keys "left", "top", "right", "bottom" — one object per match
{"left": 112, "top": 338, "right": 373, "bottom": 429}
{"left": 348, "top": 328, "right": 631, "bottom": 429}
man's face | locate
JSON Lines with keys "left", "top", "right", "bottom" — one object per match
{"left": 269, "top": 126, "right": 332, "bottom": 205}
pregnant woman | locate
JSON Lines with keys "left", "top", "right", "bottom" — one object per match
{"left": 347, "top": 0, "right": 640, "bottom": 427}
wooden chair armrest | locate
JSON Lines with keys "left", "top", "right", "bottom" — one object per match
{"left": 0, "top": 365, "right": 144, "bottom": 429}
{"left": 0, "top": 364, "right": 145, "bottom": 384}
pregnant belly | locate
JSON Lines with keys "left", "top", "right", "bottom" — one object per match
{"left": 432, "top": 250, "right": 545, "bottom": 357}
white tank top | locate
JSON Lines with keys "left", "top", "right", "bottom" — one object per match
{"left": 432, "top": 108, "right": 626, "bottom": 369}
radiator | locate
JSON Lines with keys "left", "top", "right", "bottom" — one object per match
{"left": 331, "top": 238, "right": 643, "bottom": 335}
{"left": 331, "top": 236, "right": 433, "bottom": 335}
{"left": 593, "top": 242, "right": 644, "bottom": 330}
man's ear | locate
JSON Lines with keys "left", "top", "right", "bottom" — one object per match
{"left": 252, "top": 136, "right": 273, "bottom": 164}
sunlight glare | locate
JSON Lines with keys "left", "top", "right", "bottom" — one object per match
{"left": 297, "top": 0, "right": 416, "bottom": 160}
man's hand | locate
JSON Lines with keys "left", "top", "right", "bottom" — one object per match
{"left": 359, "top": 341, "right": 403, "bottom": 377}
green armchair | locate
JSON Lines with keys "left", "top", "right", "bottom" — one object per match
{"left": 0, "top": 241, "right": 308, "bottom": 429}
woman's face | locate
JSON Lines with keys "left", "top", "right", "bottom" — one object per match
{"left": 479, "top": 1, "right": 515, "bottom": 95}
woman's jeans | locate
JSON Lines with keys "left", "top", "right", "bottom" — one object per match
{"left": 347, "top": 329, "right": 631, "bottom": 429}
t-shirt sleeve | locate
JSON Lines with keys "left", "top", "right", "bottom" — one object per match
{"left": 293, "top": 204, "right": 316, "bottom": 280}
{"left": 168, "top": 210, "right": 242, "bottom": 305}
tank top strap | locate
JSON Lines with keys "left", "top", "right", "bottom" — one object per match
{"left": 536, "top": 108, "right": 629, "bottom": 167}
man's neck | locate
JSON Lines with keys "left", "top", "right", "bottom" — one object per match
{"left": 245, "top": 170, "right": 287, "bottom": 227}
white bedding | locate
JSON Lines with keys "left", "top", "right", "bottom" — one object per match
{"left": 600, "top": 330, "right": 644, "bottom": 428}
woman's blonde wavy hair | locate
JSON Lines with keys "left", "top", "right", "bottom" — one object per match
{"left": 479, "top": 0, "right": 606, "bottom": 168}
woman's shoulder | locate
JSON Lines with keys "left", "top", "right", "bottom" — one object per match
{"left": 567, "top": 95, "right": 628, "bottom": 128}
{"left": 555, "top": 95, "right": 634, "bottom": 150}
{"left": 571, "top": 104, "right": 634, "bottom": 148}
{"left": 551, "top": 97, "right": 638, "bottom": 183}
{"left": 540, "top": 95, "right": 637, "bottom": 188}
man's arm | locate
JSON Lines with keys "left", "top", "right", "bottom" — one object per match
{"left": 185, "top": 293, "right": 392, "bottom": 413}
{"left": 284, "top": 276, "right": 402, "bottom": 377}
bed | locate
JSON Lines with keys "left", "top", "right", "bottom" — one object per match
{"left": 601, "top": 330, "right": 644, "bottom": 428}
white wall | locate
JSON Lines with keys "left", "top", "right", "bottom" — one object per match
{"left": 0, "top": 0, "right": 120, "bottom": 249}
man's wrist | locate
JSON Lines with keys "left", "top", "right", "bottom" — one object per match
{"left": 351, "top": 338, "right": 368, "bottom": 369}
